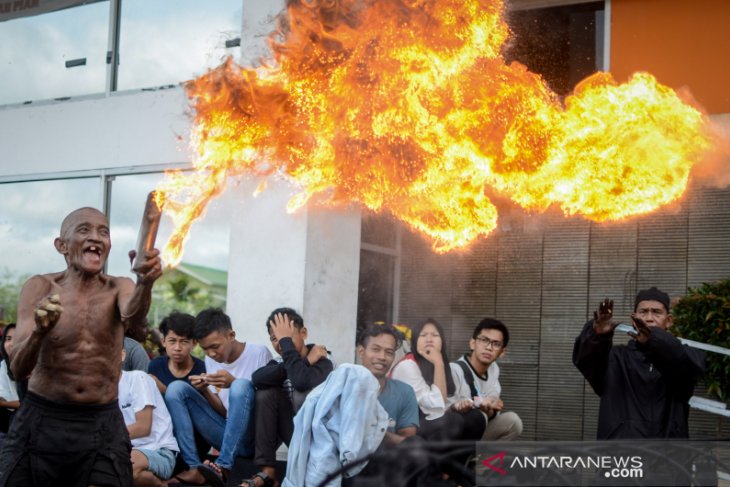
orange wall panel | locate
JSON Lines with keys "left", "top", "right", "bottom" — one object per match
{"left": 611, "top": 0, "right": 730, "bottom": 114}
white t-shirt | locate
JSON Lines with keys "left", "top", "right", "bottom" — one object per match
{"left": 389, "top": 358, "right": 461, "bottom": 420}
{"left": 0, "top": 361, "right": 18, "bottom": 407}
{"left": 118, "top": 370, "right": 179, "bottom": 452}
{"left": 452, "top": 355, "right": 501, "bottom": 401}
{"left": 205, "top": 342, "right": 272, "bottom": 411}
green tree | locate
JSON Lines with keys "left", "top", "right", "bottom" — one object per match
{"left": 148, "top": 274, "right": 223, "bottom": 326}
{"left": 0, "top": 270, "right": 29, "bottom": 325}
{"left": 672, "top": 278, "right": 730, "bottom": 402}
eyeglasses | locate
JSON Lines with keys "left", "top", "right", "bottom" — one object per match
{"left": 475, "top": 336, "right": 503, "bottom": 349}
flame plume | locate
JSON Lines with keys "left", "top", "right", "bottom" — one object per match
{"left": 155, "top": 0, "right": 714, "bottom": 267}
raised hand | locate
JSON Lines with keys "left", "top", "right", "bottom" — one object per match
{"left": 269, "top": 313, "right": 296, "bottom": 342}
{"left": 128, "top": 248, "right": 163, "bottom": 286}
{"left": 592, "top": 298, "right": 617, "bottom": 335}
{"left": 420, "top": 345, "right": 443, "bottom": 365}
{"left": 35, "top": 294, "right": 63, "bottom": 333}
{"left": 629, "top": 313, "right": 651, "bottom": 344}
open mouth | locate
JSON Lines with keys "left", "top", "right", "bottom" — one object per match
{"left": 372, "top": 363, "right": 388, "bottom": 371}
{"left": 83, "top": 245, "right": 103, "bottom": 263}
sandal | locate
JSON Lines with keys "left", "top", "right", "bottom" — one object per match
{"left": 169, "top": 470, "right": 208, "bottom": 486}
{"left": 240, "top": 471, "right": 274, "bottom": 487}
{"left": 197, "top": 462, "right": 227, "bottom": 487}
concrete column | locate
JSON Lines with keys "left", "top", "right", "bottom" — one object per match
{"left": 226, "top": 177, "right": 362, "bottom": 366}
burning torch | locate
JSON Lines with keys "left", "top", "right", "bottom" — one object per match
{"left": 131, "top": 191, "right": 162, "bottom": 272}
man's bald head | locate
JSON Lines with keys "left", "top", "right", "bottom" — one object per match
{"left": 60, "top": 207, "right": 108, "bottom": 239}
{"left": 55, "top": 207, "right": 111, "bottom": 270}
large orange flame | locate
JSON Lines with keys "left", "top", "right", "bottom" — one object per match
{"left": 155, "top": 0, "right": 714, "bottom": 267}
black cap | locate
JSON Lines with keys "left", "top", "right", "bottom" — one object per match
{"left": 634, "top": 287, "right": 671, "bottom": 312}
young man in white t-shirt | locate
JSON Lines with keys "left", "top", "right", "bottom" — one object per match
{"left": 165, "top": 308, "right": 272, "bottom": 487}
{"left": 451, "top": 318, "right": 523, "bottom": 441}
{"left": 118, "top": 352, "right": 179, "bottom": 486}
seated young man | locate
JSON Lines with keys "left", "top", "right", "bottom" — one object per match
{"left": 165, "top": 308, "right": 272, "bottom": 487}
{"left": 340, "top": 324, "right": 419, "bottom": 485}
{"left": 451, "top": 318, "right": 523, "bottom": 440}
{"left": 357, "top": 324, "right": 419, "bottom": 445}
{"left": 245, "top": 308, "right": 334, "bottom": 487}
{"left": 118, "top": 351, "right": 180, "bottom": 487}
{"left": 148, "top": 312, "right": 206, "bottom": 394}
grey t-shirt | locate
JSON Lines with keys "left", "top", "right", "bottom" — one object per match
{"left": 122, "top": 336, "right": 150, "bottom": 372}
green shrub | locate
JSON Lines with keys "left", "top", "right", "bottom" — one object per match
{"left": 672, "top": 278, "right": 730, "bottom": 402}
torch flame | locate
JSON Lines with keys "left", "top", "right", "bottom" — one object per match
{"left": 155, "top": 0, "right": 714, "bottom": 267}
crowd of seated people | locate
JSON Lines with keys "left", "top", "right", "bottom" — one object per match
{"left": 2, "top": 308, "right": 520, "bottom": 487}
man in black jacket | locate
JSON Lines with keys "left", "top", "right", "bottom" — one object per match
{"left": 246, "top": 308, "right": 333, "bottom": 487}
{"left": 573, "top": 287, "right": 706, "bottom": 439}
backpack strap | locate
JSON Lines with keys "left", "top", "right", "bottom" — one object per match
{"left": 456, "top": 360, "right": 479, "bottom": 398}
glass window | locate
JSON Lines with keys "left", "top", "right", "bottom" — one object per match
{"left": 505, "top": 2, "right": 605, "bottom": 96}
{"left": 106, "top": 172, "right": 233, "bottom": 275}
{"left": 357, "top": 249, "right": 396, "bottom": 334}
{"left": 361, "top": 211, "right": 398, "bottom": 249}
{"left": 358, "top": 211, "right": 400, "bottom": 334}
{"left": 0, "top": 2, "right": 110, "bottom": 105}
{"left": 0, "top": 178, "right": 101, "bottom": 322}
{"left": 106, "top": 172, "right": 233, "bottom": 322}
{"left": 117, "top": 0, "right": 242, "bottom": 91}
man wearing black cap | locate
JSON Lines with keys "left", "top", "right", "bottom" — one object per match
{"left": 573, "top": 287, "right": 706, "bottom": 439}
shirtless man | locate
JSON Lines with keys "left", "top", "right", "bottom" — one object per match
{"left": 0, "top": 207, "right": 162, "bottom": 487}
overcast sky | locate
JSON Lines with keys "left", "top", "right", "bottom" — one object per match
{"left": 0, "top": 0, "right": 265, "bottom": 104}
{"left": 0, "top": 0, "right": 283, "bottom": 282}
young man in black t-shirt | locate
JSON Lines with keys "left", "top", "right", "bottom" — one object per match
{"left": 148, "top": 312, "right": 206, "bottom": 395}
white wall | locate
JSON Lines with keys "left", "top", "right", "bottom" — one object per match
{"left": 0, "top": 88, "right": 192, "bottom": 178}
{"left": 225, "top": 178, "right": 362, "bottom": 365}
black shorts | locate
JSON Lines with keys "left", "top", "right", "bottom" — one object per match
{"left": 0, "top": 391, "right": 132, "bottom": 487}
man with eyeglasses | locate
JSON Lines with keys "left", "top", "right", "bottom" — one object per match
{"left": 451, "top": 318, "right": 523, "bottom": 440}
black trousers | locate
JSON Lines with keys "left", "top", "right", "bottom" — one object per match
{"left": 418, "top": 408, "right": 486, "bottom": 442}
{"left": 0, "top": 391, "right": 132, "bottom": 487}
{"left": 253, "top": 387, "right": 295, "bottom": 468}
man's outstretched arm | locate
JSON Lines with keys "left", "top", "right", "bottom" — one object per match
{"left": 573, "top": 298, "right": 617, "bottom": 396}
{"left": 118, "top": 249, "right": 162, "bottom": 330}
{"left": 633, "top": 319, "right": 706, "bottom": 400}
{"left": 10, "top": 276, "right": 62, "bottom": 379}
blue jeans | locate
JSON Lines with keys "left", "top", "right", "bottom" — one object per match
{"left": 165, "top": 379, "right": 255, "bottom": 470}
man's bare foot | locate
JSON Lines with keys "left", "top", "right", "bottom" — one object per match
{"left": 198, "top": 460, "right": 228, "bottom": 487}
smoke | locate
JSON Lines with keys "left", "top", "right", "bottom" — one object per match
{"left": 691, "top": 114, "right": 730, "bottom": 189}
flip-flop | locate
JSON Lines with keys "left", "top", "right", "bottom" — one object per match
{"left": 197, "top": 463, "right": 226, "bottom": 487}
{"left": 169, "top": 475, "right": 208, "bottom": 486}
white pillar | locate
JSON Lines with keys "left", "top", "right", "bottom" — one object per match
{"left": 226, "top": 177, "right": 362, "bottom": 366}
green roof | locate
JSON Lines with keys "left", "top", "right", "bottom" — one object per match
{"left": 175, "top": 262, "right": 228, "bottom": 288}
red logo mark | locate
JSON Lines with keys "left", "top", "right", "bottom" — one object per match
{"left": 482, "top": 451, "right": 507, "bottom": 475}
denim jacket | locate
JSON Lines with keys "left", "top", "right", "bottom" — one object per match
{"left": 284, "top": 364, "right": 389, "bottom": 487}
